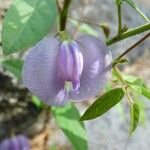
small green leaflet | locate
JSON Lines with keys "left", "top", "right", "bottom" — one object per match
{"left": 120, "top": 74, "right": 144, "bottom": 94}
{"left": 142, "top": 86, "right": 150, "bottom": 99}
{"left": 31, "top": 95, "right": 42, "bottom": 109}
{"left": 129, "top": 103, "right": 140, "bottom": 134}
{"left": 123, "top": 0, "right": 150, "bottom": 22}
{"left": 136, "top": 99, "right": 146, "bottom": 125}
{"left": 2, "top": 59, "right": 23, "bottom": 80}
{"left": 2, "top": 0, "right": 57, "bottom": 55}
{"left": 80, "top": 88, "right": 124, "bottom": 121}
{"left": 52, "top": 103, "right": 88, "bottom": 150}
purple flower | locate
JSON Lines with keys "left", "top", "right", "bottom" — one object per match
{"left": 23, "top": 34, "right": 112, "bottom": 106}
{"left": 0, "top": 135, "right": 30, "bottom": 150}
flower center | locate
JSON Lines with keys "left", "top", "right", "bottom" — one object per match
{"left": 58, "top": 40, "right": 83, "bottom": 93}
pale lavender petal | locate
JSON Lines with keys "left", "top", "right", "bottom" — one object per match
{"left": 58, "top": 41, "right": 83, "bottom": 91}
{"left": 22, "top": 37, "right": 67, "bottom": 106}
{"left": 9, "top": 137, "right": 20, "bottom": 150}
{"left": 17, "top": 135, "right": 30, "bottom": 150}
{"left": 0, "top": 139, "right": 9, "bottom": 150}
{"left": 70, "top": 35, "right": 112, "bottom": 101}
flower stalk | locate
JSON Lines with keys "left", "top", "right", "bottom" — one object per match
{"left": 59, "top": 0, "right": 72, "bottom": 31}
{"left": 114, "top": 32, "right": 150, "bottom": 64}
{"left": 113, "top": 64, "right": 133, "bottom": 105}
{"left": 117, "top": 2, "right": 122, "bottom": 34}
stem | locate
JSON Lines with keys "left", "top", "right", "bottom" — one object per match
{"left": 106, "top": 23, "right": 150, "bottom": 46}
{"left": 125, "top": 87, "right": 134, "bottom": 105}
{"left": 135, "top": 7, "right": 150, "bottom": 23}
{"left": 125, "top": 1, "right": 150, "bottom": 23}
{"left": 59, "top": 0, "right": 72, "bottom": 31}
{"left": 113, "top": 67, "right": 133, "bottom": 105}
{"left": 114, "top": 32, "right": 150, "bottom": 63}
{"left": 56, "top": 0, "right": 61, "bottom": 12}
{"left": 113, "top": 66, "right": 126, "bottom": 85}
{"left": 117, "top": 3, "right": 122, "bottom": 34}
{"left": 114, "top": 32, "right": 150, "bottom": 62}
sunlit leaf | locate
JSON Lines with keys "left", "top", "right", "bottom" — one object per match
{"left": 136, "top": 99, "right": 146, "bottom": 125}
{"left": 121, "top": 74, "right": 144, "bottom": 94}
{"left": 2, "top": 59, "right": 23, "bottom": 80}
{"left": 129, "top": 103, "right": 140, "bottom": 134}
{"left": 80, "top": 88, "right": 124, "bottom": 121}
{"left": 142, "top": 86, "right": 150, "bottom": 99}
{"left": 2, "top": 0, "right": 57, "bottom": 55}
{"left": 31, "top": 95, "right": 42, "bottom": 109}
{"left": 52, "top": 103, "right": 88, "bottom": 150}
{"left": 122, "top": 74, "right": 143, "bottom": 85}
{"left": 130, "top": 85, "right": 142, "bottom": 94}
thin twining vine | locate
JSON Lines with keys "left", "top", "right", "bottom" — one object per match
{"left": 112, "top": 32, "right": 150, "bottom": 105}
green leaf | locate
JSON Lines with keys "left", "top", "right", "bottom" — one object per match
{"left": 122, "top": 74, "right": 142, "bottom": 85}
{"left": 2, "top": 59, "right": 23, "bottom": 80}
{"left": 52, "top": 103, "right": 88, "bottom": 150}
{"left": 80, "top": 88, "right": 124, "bottom": 121}
{"left": 123, "top": 0, "right": 150, "bottom": 22}
{"left": 31, "top": 95, "right": 42, "bottom": 109}
{"left": 136, "top": 99, "right": 146, "bottom": 125}
{"left": 2, "top": 0, "right": 57, "bottom": 55}
{"left": 129, "top": 103, "right": 140, "bottom": 134}
{"left": 130, "top": 85, "right": 142, "bottom": 94}
{"left": 121, "top": 74, "right": 144, "bottom": 94}
{"left": 131, "top": 78, "right": 143, "bottom": 86}
{"left": 142, "top": 86, "right": 150, "bottom": 99}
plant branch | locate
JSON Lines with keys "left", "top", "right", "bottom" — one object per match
{"left": 56, "top": 0, "right": 61, "bottom": 12}
{"left": 113, "top": 66, "right": 133, "bottom": 105}
{"left": 114, "top": 32, "right": 150, "bottom": 63}
{"left": 59, "top": 0, "right": 72, "bottom": 31}
{"left": 117, "top": 3, "right": 122, "bottom": 34}
{"left": 106, "top": 23, "right": 150, "bottom": 46}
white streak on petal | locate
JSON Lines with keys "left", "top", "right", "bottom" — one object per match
{"left": 90, "top": 60, "right": 100, "bottom": 76}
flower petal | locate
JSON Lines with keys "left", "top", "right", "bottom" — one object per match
{"left": 70, "top": 35, "right": 112, "bottom": 101}
{"left": 0, "top": 139, "right": 10, "bottom": 150}
{"left": 23, "top": 37, "right": 67, "bottom": 106}
{"left": 9, "top": 137, "right": 20, "bottom": 150}
{"left": 17, "top": 135, "right": 30, "bottom": 150}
